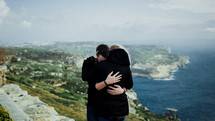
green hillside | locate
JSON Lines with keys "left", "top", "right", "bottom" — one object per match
{"left": 0, "top": 46, "right": 180, "bottom": 121}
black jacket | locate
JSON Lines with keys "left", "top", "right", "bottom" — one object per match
{"left": 82, "top": 56, "right": 97, "bottom": 106}
{"left": 82, "top": 49, "right": 133, "bottom": 116}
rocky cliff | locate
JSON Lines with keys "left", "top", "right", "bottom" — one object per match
{"left": 127, "top": 46, "right": 189, "bottom": 79}
{"left": 126, "top": 89, "right": 145, "bottom": 114}
{"left": 0, "top": 84, "right": 75, "bottom": 121}
{"left": 132, "top": 55, "right": 189, "bottom": 79}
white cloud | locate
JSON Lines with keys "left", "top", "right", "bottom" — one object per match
{"left": 203, "top": 28, "right": 215, "bottom": 32}
{"left": 21, "top": 20, "right": 32, "bottom": 28}
{"left": 0, "top": 0, "right": 9, "bottom": 24}
{"left": 150, "top": 0, "right": 215, "bottom": 13}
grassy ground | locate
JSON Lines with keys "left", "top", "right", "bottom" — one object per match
{"left": 7, "top": 80, "right": 87, "bottom": 121}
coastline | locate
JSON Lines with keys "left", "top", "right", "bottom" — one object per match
{"left": 132, "top": 69, "right": 177, "bottom": 80}
{"left": 132, "top": 70, "right": 175, "bottom": 81}
{"left": 154, "top": 69, "right": 177, "bottom": 81}
{"left": 132, "top": 65, "right": 186, "bottom": 81}
{"left": 131, "top": 56, "right": 190, "bottom": 80}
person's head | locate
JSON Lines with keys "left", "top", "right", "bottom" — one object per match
{"left": 96, "top": 44, "right": 109, "bottom": 62}
{"left": 109, "top": 45, "right": 123, "bottom": 51}
{"left": 109, "top": 44, "right": 131, "bottom": 64}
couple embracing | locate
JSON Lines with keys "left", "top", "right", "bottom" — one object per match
{"left": 82, "top": 44, "right": 133, "bottom": 121}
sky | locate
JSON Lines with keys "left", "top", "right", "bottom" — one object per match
{"left": 0, "top": 0, "right": 215, "bottom": 48}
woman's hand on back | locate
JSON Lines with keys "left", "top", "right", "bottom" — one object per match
{"left": 105, "top": 71, "right": 122, "bottom": 85}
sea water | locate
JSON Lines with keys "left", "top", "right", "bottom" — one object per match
{"left": 132, "top": 49, "right": 215, "bottom": 121}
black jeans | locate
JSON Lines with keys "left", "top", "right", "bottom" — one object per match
{"left": 87, "top": 106, "right": 98, "bottom": 121}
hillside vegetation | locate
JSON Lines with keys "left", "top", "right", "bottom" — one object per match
{"left": 22, "top": 42, "right": 189, "bottom": 79}
{"left": 0, "top": 44, "right": 181, "bottom": 121}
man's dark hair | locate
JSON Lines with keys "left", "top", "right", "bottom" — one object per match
{"left": 96, "top": 44, "right": 109, "bottom": 58}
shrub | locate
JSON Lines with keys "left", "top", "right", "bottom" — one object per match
{"left": 0, "top": 105, "right": 14, "bottom": 121}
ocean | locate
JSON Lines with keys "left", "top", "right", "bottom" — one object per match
{"left": 132, "top": 49, "right": 215, "bottom": 121}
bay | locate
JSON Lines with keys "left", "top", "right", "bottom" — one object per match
{"left": 132, "top": 50, "right": 215, "bottom": 121}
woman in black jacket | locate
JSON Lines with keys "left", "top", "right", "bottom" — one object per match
{"left": 83, "top": 45, "right": 133, "bottom": 121}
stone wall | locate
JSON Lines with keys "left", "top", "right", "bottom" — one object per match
{"left": 0, "top": 66, "right": 7, "bottom": 87}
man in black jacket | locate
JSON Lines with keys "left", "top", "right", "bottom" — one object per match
{"left": 82, "top": 44, "right": 133, "bottom": 121}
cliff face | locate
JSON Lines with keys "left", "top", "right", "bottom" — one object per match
{"left": 150, "top": 56, "right": 189, "bottom": 79}
{"left": 132, "top": 55, "right": 189, "bottom": 79}
{"left": 0, "top": 66, "right": 7, "bottom": 87}
{"left": 128, "top": 46, "right": 189, "bottom": 79}
{"left": 126, "top": 89, "right": 145, "bottom": 114}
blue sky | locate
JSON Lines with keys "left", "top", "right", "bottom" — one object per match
{"left": 0, "top": 0, "right": 215, "bottom": 48}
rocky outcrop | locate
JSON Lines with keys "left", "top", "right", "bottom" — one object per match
{"left": 0, "top": 84, "right": 75, "bottom": 121}
{"left": 126, "top": 89, "right": 148, "bottom": 115}
{"left": 132, "top": 55, "right": 189, "bottom": 79}
{"left": 150, "top": 56, "right": 189, "bottom": 79}
{"left": 0, "top": 65, "right": 7, "bottom": 87}
{"left": 0, "top": 89, "right": 32, "bottom": 121}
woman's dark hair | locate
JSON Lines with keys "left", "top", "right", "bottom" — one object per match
{"left": 96, "top": 44, "right": 109, "bottom": 58}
